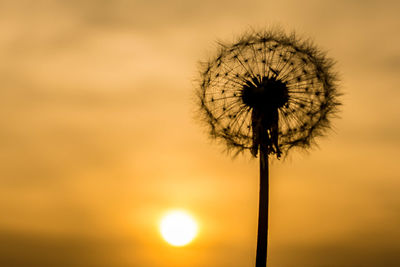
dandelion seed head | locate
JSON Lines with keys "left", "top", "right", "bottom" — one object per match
{"left": 196, "top": 29, "right": 341, "bottom": 158}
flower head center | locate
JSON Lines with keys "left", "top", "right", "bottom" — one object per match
{"left": 241, "top": 76, "right": 289, "bottom": 110}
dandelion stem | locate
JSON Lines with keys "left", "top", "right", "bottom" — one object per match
{"left": 256, "top": 144, "right": 269, "bottom": 267}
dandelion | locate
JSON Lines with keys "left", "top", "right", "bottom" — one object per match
{"left": 195, "top": 29, "right": 341, "bottom": 267}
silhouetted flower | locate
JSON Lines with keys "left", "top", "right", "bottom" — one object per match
{"left": 197, "top": 29, "right": 341, "bottom": 158}
{"left": 195, "top": 29, "right": 341, "bottom": 267}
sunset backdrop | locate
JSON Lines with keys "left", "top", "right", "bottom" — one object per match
{"left": 1, "top": 0, "right": 400, "bottom": 266}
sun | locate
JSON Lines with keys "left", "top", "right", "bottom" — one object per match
{"left": 160, "top": 210, "right": 198, "bottom": 246}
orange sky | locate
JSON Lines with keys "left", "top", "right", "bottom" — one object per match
{"left": 1, "top": 0, "right": 400, "bottom": 266}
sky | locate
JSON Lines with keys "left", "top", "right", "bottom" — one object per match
{"left": 1, "top": 0, "right": 400, "bottom": 266}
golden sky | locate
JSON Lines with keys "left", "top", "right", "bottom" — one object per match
{"left": 1, "top": 0, "right": 400, "bottom": 266}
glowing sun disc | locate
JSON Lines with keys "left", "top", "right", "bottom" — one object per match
{"left": 160, "top": 211, "right": 198, "bottom": 246}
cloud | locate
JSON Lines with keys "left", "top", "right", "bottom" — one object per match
{"left": 0, "top": 230, "right": 142, "bottom": 267}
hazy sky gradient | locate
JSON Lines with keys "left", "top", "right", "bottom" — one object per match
{"left": 1, "top": 0, "right": 400, "bottom": 266}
